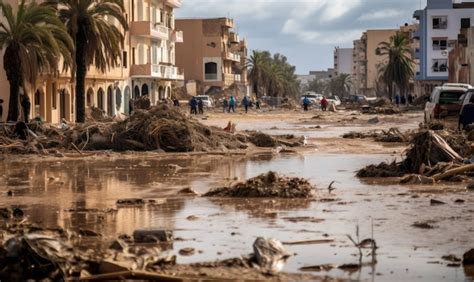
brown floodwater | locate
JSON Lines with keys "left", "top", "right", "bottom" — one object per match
{"left": 1, "top": 152, "right": 473, "bottom": 281}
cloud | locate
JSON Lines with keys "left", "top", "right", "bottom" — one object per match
{"left": 176, "top": 0, "right": 428, "bottom": 73}
{"left": 357, "top": 9, "right": 403, "bottom": 21}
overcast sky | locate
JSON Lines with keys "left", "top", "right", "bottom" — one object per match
{"left": 176, "top": 0, "right": 428, "bottom": 74}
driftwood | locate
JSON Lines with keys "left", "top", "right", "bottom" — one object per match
{"left": 433, "top": 164, "right": 474, "bottom": 181}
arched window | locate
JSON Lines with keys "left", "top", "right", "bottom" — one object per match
{"left": 134, "top": 85, "right": 140, "bottom": 98}
{"left": 115, "top": 88, "right": 122, "bottom": 111}
{"left": 141, "top": 84, "right": 149, "bottom": 96}
{"left": 205, "top": 62, "right": 218, "bottom": 80}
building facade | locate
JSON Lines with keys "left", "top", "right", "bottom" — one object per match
{"left": 333, "top": 47, "right": 353, "bottom": 76}
{"left": 413, "top": 0, "right": 474, "bottom": 96}
{"left": 352, "top": 29, "right": 398, "bottom": 97}
{"left": 175, "top": 18, "right": 249, "bottom": 96}
{"left": 0, "top": 0, "right": 184, "bottom": 123}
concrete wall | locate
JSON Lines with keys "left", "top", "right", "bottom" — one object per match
{"left": 366, "top": 29, "right": 398, "bottom": 91}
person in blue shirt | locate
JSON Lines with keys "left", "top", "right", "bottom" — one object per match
{"left": 229, "top": 96, "right": 236, "bottom": 113}
{"left": 303, "top": 96, "right": 310, "bottom": 111}
{"left": 189, "top": 97, "right": 198, "bottom": 115}
{"left": 242, "top": 96, "right": 250, "bottom": 113}
{"left": 459, "top": 95, "right": 474, "bottom": 130}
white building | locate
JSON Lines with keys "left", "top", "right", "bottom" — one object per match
{"left": 333, "top": 47, "right": 353, "bottom": 76}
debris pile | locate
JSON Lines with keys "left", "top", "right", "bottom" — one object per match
{"left": 343, "top": 128, "right": 409, "bottom": 143}
{"left": 358, "top": 130, "right": 473, "bottom": 181}
{"left": 204, "top": 171, "right": 315, "bottom": 198}
{"left": 1, "top": 105, "right": 300, "bottom": 154}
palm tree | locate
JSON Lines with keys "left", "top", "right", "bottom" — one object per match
{"left": 44, "top": 0, "right": 128, "bottom": 123}
{"left": 246, "top": 50, "right": 269, "bottom": 98}
{"left": 266, "top": 63, "right": 284, "bottom": 97}
{"left": 326, "top": 74, "right": 352, "bottom": 97}
{"left": 377, "top": 31, "right": 414, "bottom": 99}
{"left": 0, "top": 0, "right": 73, "bottom": 121}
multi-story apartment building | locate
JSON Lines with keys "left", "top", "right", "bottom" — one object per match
{"left": 413, "top": 0, "right": 474, "bottom": 96}
{"left": 352, "top": 29, "right": 398, "bottom": 97}
{"left": 0, "top": 0, "right": 184, "bottom": 123}
{"left": 333, "top": 47, "right": 353, "bottom": 76}
{"left": 175, "top": 18, "right": 249, "bottom": 96}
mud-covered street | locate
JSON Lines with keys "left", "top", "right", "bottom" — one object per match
{"left": 1, "top": 108, "right": 474, "bottom": 281}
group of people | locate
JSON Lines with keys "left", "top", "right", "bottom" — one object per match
{"left": 394, "top": 94, "right": 414, "bottom": 107}
{"left": 302, "top": 96, "right": 329, "bottom": 112}
{"left": 221, "top": 96, "right": 260, "bottom": 113}
{"left": 189, "top": 96, "right": 205, "bottom": 115}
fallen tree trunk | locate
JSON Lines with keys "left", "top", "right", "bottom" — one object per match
{"left": 433, "top": 164, "right": 474, "bottom": 181}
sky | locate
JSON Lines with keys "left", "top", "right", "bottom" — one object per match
{"left": 176, "top": 0, "right": 428, "bottom": 74}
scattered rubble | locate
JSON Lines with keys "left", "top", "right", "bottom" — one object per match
{"left": 343, "top": 128, "right": 409, "bottom": 143}
{"left": 203, "top": 171, "right": 315, "bottom": 198}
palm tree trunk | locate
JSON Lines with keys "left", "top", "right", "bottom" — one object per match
{"left": 4, "top": 46, "right": 21, "bottom": 122}
{"left": 75, "top": 27, "right": 87, "bottom": 123}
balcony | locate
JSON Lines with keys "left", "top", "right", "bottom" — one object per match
{"left": 229, "top": 32, "right": 240, "bottom": 44}
{"left": 166, "top": 0, "right": 181, "bottom": 8}
{"left": 130, "top": 21, "right": 169, "bottom": 40}
{"left": 223, "top": 51, "right": 241, "bottom": 62}
{"left": 415, "top": 48, "right": 421, "bottom": 59}
{"left": 223, "top": 18, "right": 234, "bottom": 28}
{"left": 130, "top": 63, "right": 183, "bottom": 80}
{"left": 172, "top": 30, "right": 183, "bottom": 43}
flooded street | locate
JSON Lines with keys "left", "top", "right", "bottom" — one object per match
{"left": 1, "top": 111, "right": 474, "bottom": 281}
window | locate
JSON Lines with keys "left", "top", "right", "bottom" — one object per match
{"left": 123, "top": 51, "right": 127, "bottom": 68}
{"left": 433, "top": 16, "right": 447, "bottom": 29}
{"left": 432, "top": 59, "right": 448, "bottom": 72}
{"left": 461, "top": 18, "right": 471, "bottom": 29}
{"left": 432, "top": 38, "right": 447, "bottom": 50}
{"left": 204, "top": 62, "right": 218, "bottom": 80}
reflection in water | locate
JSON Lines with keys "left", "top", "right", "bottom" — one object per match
{"left": 1, "top": 153, "right": 473, "bottom": 282}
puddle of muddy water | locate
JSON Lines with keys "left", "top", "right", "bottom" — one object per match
{"left": 0, "top": 153, "right": 473, "bottom": 281}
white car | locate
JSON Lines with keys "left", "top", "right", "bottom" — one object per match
{"left": 424, "top": 85, "right": 467, "bottom": 122}
{"left": 327, "top": 95, "right": 341, "bottom": 106}
{"left": 300, "top": 92, "right": 323, "bottom": 105}
{"left": 195, "top": 95, "right": 214, "bottom": 108}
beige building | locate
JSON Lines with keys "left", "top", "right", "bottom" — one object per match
{"left": 175, "top": 18, "right": 249, "bottom": 95}
{"left": 0, "top": 0, "right": 183, "bottom": 123}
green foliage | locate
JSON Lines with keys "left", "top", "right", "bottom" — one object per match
{"left": 246, "top": 50, "right": 300, "bottom": 98}
{"left": 0, "top": 0, "right": 73, "bottom": 121}
{"left": 326, "top": 73, "right": 352, "bottom": 97}
{"left": 377, "top": 31, "right": 414, "bottom": 98}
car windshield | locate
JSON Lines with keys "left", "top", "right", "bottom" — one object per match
{"left": 439, "top": 91, "right": 465, "bottom": 104}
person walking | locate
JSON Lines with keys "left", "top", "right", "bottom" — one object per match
{"left": 242, "top": 95, "right": 249, "bottom": 113}
{"left": 189, "top": 96, "right": 198, "bottom": 115}
{"left": 320, "top": 96, "right": 328, "bottom": 111}
{"left": 395, "top": 94, "right": 400, "bottom": 107}
{"left": 0, "top": 99, "right": 3, "bottom": 122}
{"left": 222, "top": 97, "right": 228, "bottom": 113}
{"left": 172, "top": 97, "right": 180, "bottom": 107}
{"left": 256, "top": 98, "right": 261, "bottom": 110}
{"left": 198, "top": 98, "right": 204, "bottom": 114}
{"left": 303, "top": 96, "right": 310, "bottom": 111}
{"left": 21, "top": 94, "right": 31, "bottom": 123}
{"left": 229, "top": 96, "right": 236, "bottom": 113}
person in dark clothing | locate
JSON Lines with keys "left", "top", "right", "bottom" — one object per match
{"left": 459, "top": 95, "right": 474, "bottom": 130}
{"left": 21, "top": 94, "right": 31, "bottom": 123}
{"left": 172, "top": 97, "right": 180, "bottom": 107}
{"left": 0, "top": 99, "right": 3, "bottom": 122}
{"left": 395, "top": 95, "right": 400, "bottom": 107}
{"left": 407, "top": 93, "right": 414, "bottom": 105}
{"left": 222, "top": 97, "right": 228, "bottom": 113}
{"left": 401, "top": 95, "right": 406, "bottom": 105}
{"left": 129, "top": 99, "right": 134, "bottom": 115}
{"left": 190, "top": 97, "right": 198, "bottom": 115}
{"left": 242, "top": 96, "right": 249, "bottom": 113}
{"left": 256, "top": 99, "right": 261, "bottom": 110}
{"left": 198, "top": 99, "right": 204, "bottom": 114}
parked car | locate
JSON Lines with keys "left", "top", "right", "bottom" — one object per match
{"left": 346, "top": 95, "right": 367, "bottom": 103}
{"left": 195, "top": 95, "right": 214, "bottom": 108}
{"left": 442, "top": 83, "right": 473, "bottom": 90}
{"left": 424, "top": 85, "right": 467, "bottom": 123}
{"left": 327, "top": 95, "right": 341, "bottom": 106}
{"left": 299, "top": 92, "right": 323, "bottom": 105}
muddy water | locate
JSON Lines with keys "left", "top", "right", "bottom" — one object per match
{"left": 1, "top": 153, "right": 473, "bottom": 281}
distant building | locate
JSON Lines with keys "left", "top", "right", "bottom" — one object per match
{"left": 175, "top": 18, "right": 249, "bottom": 96}
{"left": 297, "top": 69, "right": 335, "bottom": 90}
{"left": 333, "top": 47, "right": 353, "bottom": 76}
{"left": 352, "top": 29, "right": 398, "bottom": 97}
{"left": 413, "top": 0, "right": 474, "bottom": 96}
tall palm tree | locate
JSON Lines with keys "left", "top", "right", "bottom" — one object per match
{"left": 377, "top": 31, "right": 414, "bottom": 99}
{"left": 246, "top": 50, "right": 269, "bottom": 98}
{"left": 266, "top": 63, "right": 284, "bottom": 97}
{"left": 44, "top": 0, "right": 128, "bottom": 123}
{"left": 0, "top": 0, "right": 73, "bottom": 121}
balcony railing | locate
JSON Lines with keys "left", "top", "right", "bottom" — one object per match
{"left": 229, "top": 32, "right": 239, "bottom": 43}
{"left": 130, "top": 21, "right": 169, "bottom": 40}
{"left": 223, "top": 51, "right": 241, "bottom": 62}
{"left": 172, "top": 30, "right": 183, "bottom": 43}
{"left": 131, "top": 63, "right": 183, "bottom": 80}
